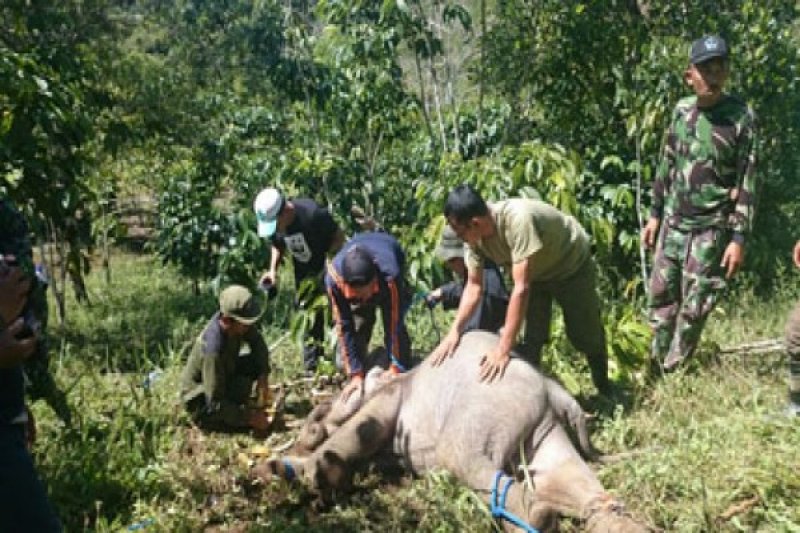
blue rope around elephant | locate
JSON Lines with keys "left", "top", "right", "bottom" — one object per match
{"left": 282, "top": 459, "right": 296, "bottom": 481}
{"left": 389, "top": 354, "right": 407, "bottom": 372}
{"left": 490, "top": 471, "right": 539, "bottom": 533}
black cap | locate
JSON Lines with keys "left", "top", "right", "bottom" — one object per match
{"left": 689, "top": 35, "right": 728, "bottom": 64}
{"left": 342, "top": 246, "right": 377, "bottom": 286}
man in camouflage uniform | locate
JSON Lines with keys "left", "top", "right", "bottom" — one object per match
{"left": 0, "top": 197, "right": 72, "bottom": 424}
{"left": 783, "top": 240, "right": 800, "bottom": 416}
{"left": 0, "top": 197, "right": 63, "bottom": 530}
{"left": 642, "top": 35, "right": 758, "bottom": 372}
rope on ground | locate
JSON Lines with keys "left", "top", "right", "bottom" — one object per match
{"left": 718, "top": 338, "right": 783, "bottom": 356}
{"left": 717, "top": 495, "right": 760, "bottom": 522}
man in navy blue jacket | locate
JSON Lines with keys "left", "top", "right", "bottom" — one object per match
{"left": 325, "top": 232, "right": 412, "bottom": 400}
{"left": 0, "top": 198, "right": 62, "bottom": 532}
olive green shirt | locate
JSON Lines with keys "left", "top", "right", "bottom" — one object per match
{"left": 180, "top": 312, "right": 269, "bottom": 427}
{"left": 465, "top": 199, "right": 590, "bottom": 282}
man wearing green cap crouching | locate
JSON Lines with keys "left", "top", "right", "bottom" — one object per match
{"left": 180, "top": 285, "right": 271, "bottom": 432}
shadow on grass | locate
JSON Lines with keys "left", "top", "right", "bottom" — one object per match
{"left": 237, "top": 463, "right": 419, "bottom": 533}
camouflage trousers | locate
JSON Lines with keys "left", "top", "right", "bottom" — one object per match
{"left": 785, "top": 299, "right": 800, "bottom": 401}
{"left": 23, "top": 282, "right": 72, "bottom": 426}
{"left": 648, "top": 223, "right": 728, "bottom": 369}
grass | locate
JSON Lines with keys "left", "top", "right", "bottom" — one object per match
{"left": 31, "top": 251, "right": 800, "bottom": 531}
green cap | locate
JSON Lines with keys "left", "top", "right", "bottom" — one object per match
{"left": 219, "top": 285, "right": 262, "bottom": 325}
{"left": 436, "top": 225, "right": 464, "bottom": 262}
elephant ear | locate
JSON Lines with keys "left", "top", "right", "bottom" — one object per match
{"left": 295, "top": 421, "right": 328, "bottom": 455}
{"left": 310, "top": 399, "right": 333, "bottom": 422}
{"left": 328, "top": 386, "right": 367, "bottom": 427}
{"left": 293, "top": 400, "right": 334, "bottom": 455}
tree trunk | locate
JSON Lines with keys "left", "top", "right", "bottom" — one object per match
{"left": 46, "top": 219, "right": 67, "bottom": 327}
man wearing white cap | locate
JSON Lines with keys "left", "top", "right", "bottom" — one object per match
{"left": 254, "top": 188, "right": 345, "bottom": 372}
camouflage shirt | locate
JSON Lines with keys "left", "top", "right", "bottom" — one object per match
{"left": 0, "top": 197, "right": 31, "bottom": 423}
{"left": 650, "top": 94, "right": 758, "bottom": 243}
{"left": 0, "top": 197, "right": 35, "bottom": 281}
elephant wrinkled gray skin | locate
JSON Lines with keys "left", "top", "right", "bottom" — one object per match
{"left": 255, "top": 331, "right": 646, "bottom": 532}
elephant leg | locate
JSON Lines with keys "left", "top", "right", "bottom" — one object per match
{"left": 525, "top": 426, "right": 647, "bottom": 533}
{"left": 252, "top": 456, "right": 307, "bottom": 483}
{"left": 436, "top": 442, "right": 555, "bottom": 532}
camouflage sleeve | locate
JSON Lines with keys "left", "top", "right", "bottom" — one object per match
{"left": 730, "top": 108, "right": 758, "bottom": 243}
{"left": 0, "top": 199, "right": 35, "bottom": 278}
{"left": 650, "top": 111, "right": 678, "bottom": 220}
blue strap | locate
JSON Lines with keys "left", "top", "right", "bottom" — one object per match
{"left": 282, "top": 459, "right": 296, "bottom": 481}
{"left": 127, "top": 518, "right": 154, "bottom": 531}
{"left": 489, "top": 471, "right": 540, "bottom": 533}
{"left": 389, "top": 354, "right": 407, "bottom": 373}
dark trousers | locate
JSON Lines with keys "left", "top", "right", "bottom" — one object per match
{"left": 517, "top": 258, "right": 610, "bottom": 394}
{"left": 185, "top": 352, "right": 261, "bottom": 430}
{"left": 301, "top": 306, "right": 326, "bottom": 371}
{"left": 297, "top": 272, "right": 328, "bottom": 371}
{"left": 336, "top": 298, "right": 413, "bottom": 372}
{"left": 0, "top": 424, "right": 62, "bottom": 532}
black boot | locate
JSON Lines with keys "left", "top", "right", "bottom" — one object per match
{"left": 587, "top": 352, "right": 611, "bottom": 397}
{"left": 787, "top": 355, "right": 800, "bottom": 417}
{"left": 786, "top": 391, "right": 800, "bottom": 417}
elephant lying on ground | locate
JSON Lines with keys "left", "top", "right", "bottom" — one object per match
{"left": 255, "top": 331, "right": 646, "bottom": 532}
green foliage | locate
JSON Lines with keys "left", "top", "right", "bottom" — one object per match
{"left": 154, "top": 167, "right": 228, "bottom": 289}
{"left": 0, "top": 0, "right": 123, "bottom": 215}
{"left": 4, "top": 0, "right": 798, "bottom": 382}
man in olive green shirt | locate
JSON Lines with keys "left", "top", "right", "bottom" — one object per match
{"left": 430, "top": 184, "right": 610, "bottom": 395}
{"left": 180, "top": 285, "right": 271, "bottom": 432}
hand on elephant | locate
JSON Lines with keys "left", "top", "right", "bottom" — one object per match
{"left": 377, "top": 369, "right": 399, "bottom": 385}
{"left": 429, "top": 329, "right": 461, "bottom": 366}
{"left": 479, "top": 346, "right": 511, "bottom": 383}
{"left": 340, "top": 374, "right": 364, "bottom": 403}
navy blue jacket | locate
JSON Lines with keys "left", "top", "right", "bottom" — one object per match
{"left": 325, "top": 232, "right": 408, "bottom": 375}
{"left": 439, "top": 260, "right": 508, "bottom": 333}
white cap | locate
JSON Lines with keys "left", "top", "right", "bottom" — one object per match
{"left": 253, "top": 188, "right": 284, "bottom": 237}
